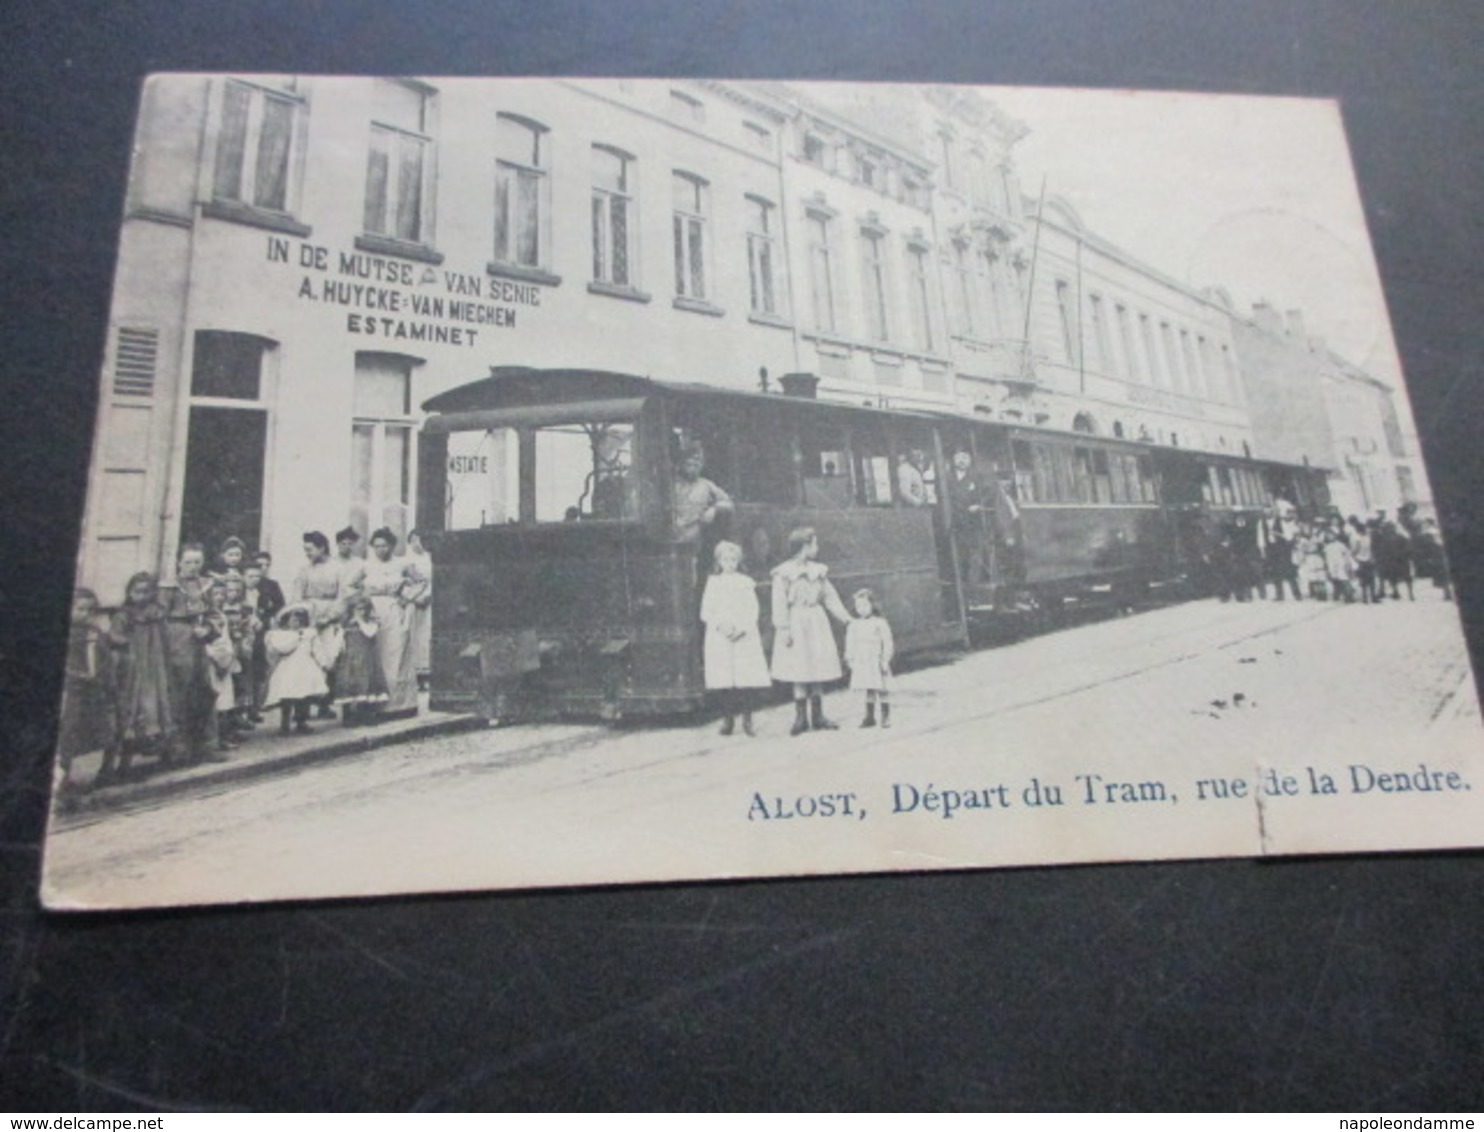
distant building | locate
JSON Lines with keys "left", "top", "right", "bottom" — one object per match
{"left": 1230, "top": 302, "right": 1419, "bottom": 517}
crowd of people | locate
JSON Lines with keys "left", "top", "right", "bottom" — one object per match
{"left": 1206, "top": 500, "right": 1451, "bottom": 605}
{"left": 58, "top": 527, "right": 433, "bottom": 792}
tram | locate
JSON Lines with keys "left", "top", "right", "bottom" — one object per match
{"left": 417, "top": 367, "right": 1329, "bottom": 720}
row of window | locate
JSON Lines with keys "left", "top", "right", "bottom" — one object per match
{"left": 1010, "top": 439, "right": 1161, "bottom": 506}
{"left": 1052, "top": 278, "right": 1241, "bottom": 403}
{"left": 1201, "top": 464, "right": 1267, "bottom": 509}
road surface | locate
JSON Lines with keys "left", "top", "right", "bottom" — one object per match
{"left": 42, "top": 592, "right": 1483, "bottom": 909}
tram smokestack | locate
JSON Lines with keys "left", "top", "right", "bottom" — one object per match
{"left": 779, "top": 372, "right": 820, "bottom": 399}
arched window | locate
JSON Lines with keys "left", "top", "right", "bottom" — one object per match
{"left": 1072, "top": 411, "right": 1098, "bottom": 435}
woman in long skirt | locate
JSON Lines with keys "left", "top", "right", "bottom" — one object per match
{"left": 103, "top": 572, "right": 176, "bottom": 782}
{"left": 363, "top": 527, "right": 420, "bottom": 717}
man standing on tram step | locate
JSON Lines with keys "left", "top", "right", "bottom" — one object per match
{"left": 1257, "top": 501, "right": 1302, "bottom": 601}
{"left": 673, "top": 440, "right": 734, "bottom": 569}
{"left": 947, "top": 450, "right": 991, "bottom": 587}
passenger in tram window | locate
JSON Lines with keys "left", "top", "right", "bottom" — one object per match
{"left": 770, "top": 527, "right": 851, "bottom": 736}
{"left": 947, "top": 450, "right": 990, "bottom": 586}
{"left": 672, "top": 440, "right": 734, "bottom": 545}
{"left": 700, "top": 541, "right": 771, "bottom": 737}
{"left": 844, "top": 588, "right": 894, "bottom": 729}
{"left": 896, "top": 450, "right": 929, "bottom": 506}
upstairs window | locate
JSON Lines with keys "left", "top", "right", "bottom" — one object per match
{"left": 213, "top": 79, "right": 302, "bottom": 215}
{"left": 859, "top": 228, "right": 890, "bottom": 342}
{"left": 806, "top": 211, "right": 836, "bottom": 333}
{"left": 494, "top": 114, "right": 549, "bottom": 270}
{"left": 669, "top": 89, "right": 705, "bottom": 123}
{"left": 672, "top": 173, "right": 710, "bottom": 301}
{"left": 746, "top": 196, "right": 781, "bottom": 317}
{"left": 364, "top": 80, "right": 434, "bottom": 245}
{"left": 743, "top": 121, "right": 772, "bottom": 149}
{"left": 591, "top": 145, "right": 635, "bottom": 287}
{"left": 907, "top": 244, "right": 933, "bottom": 352}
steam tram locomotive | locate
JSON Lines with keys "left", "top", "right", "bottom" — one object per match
{"left": 418, "top": 367, "right": 1329, "bottom": 720}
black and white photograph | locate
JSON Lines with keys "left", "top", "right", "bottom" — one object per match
{"left": 38, "top": 75, "right": 1484, "bottom": 911}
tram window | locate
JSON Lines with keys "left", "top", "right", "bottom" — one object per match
{"left": 1071, "top": 447, "right": 1097, "bottom": 503}
{"left": 853, "top": 425, "right": 895, "bottom": 507}
{"left": 1135, "top": 456, "right": 1158, "bottom": 503}
{"left": 1090, "top": 449, "right": 1113, "bottom": 503}
{"left": 732, "top": 410, "right": 795, "bottom": 505}
{"left": 446, "top": 427, "right": 519, "bottom": 529}
{"left": 1109, "top": 453, "right": 1130, "bottom": 503}
{"left": 1031, "top": 444, "right": 1056, "bottom": 503}
{"left": 534, "top": 422, "right": 636, "bottom": 522}
{"left": 1215, "top": 466, "right": 1236, "bottom": 506}
{"left": 1011, "top": 440, "right": 1037, "bottom": 503}
{"left": 801, "top": 417, "right": 850, "bottom": 509}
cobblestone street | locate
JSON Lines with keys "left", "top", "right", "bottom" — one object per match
{"left": 43, "top": 591, "right": 1482, "bottom": 910}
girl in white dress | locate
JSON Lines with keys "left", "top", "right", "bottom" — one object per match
{"left": 843, "top": 588, "right": 895, "bottom": 729}
{"left": 265, "top": 605, "right": 328, "bottom": 734}
{"left": 700, "top": 541, "right": 771, "bottom": 736}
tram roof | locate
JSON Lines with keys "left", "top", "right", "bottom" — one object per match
{"left": 421, "top": 367, "right": 946, "bottom": 422}
{"left": 422, "top": 368, "right": 1329, "bottom": 473}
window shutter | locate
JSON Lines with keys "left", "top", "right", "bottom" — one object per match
{"left": 113, "top": 327, "right": 159, "bottom": 398}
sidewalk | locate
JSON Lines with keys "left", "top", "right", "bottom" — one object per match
{"left": 55, "top": 697, "right": 482, "bottom": 815}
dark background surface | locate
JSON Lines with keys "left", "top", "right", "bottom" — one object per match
{"left": 3, "top": 0, "right": 1483, "bottom": 1111}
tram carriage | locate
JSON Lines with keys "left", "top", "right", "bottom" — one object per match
{"left": 417, "top": 367, "right": 1329, "bottom": 720}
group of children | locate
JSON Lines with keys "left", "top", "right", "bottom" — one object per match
{"left": 59, "top": 530, "right": 432, "bottom": 792}
{"left": 700, "top": 528, "right": 895, "bottom": 738}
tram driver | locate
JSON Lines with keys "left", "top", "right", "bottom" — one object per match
{"left": 673, "top": 440, "right": 734, "bottom": 545}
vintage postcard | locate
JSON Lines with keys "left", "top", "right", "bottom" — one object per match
{"left": 41, "top": 76, "right": 1484, "bottom": 910}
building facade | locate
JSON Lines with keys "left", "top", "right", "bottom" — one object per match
{"left": 1230, "top": 302, "right": 1419, "bottom": 517}
{"left": 79, "top": 75, "right": 1416, "bottom": 601}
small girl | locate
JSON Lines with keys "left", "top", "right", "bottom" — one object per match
{"left": 335, "top": 595, "right": 389, "bottom": 725}
{"left": 843, "top": 588, "right": 895, "bottom": 729}
{"left": 770, "top": 527, "right": 851, "bottom": 736}
{"left": 265, "top": 604, "right": 328, "bottom": 734}
{"left": 103, "top": 572, "right": 176, "bottom": 783}
{"left": 700, "top": 540, "right": 771, "bottom": 736}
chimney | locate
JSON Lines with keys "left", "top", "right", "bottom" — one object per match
{"left": 779, "top": 372, "right": 820, "bottom": 399}
{"left": 1252, "top": 302, "right": 1283, "bottom": 337}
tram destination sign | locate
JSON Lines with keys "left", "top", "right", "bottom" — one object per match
{"left": 39, "top": 75, "right": 1484, "bottom": 911}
